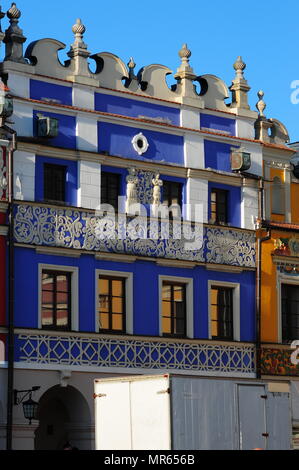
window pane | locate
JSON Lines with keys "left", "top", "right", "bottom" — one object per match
{"left": 56, "top": 310, "right": 69, "bottom": 327}
{"left": 42, "top": 273, "right": 54, "bottom": 291}
{"left": 56, "top": 275, "right": 68, "bottom": 292}
{"left": 162, "top": 285, "right": 171, "bottom": 300}
{"left": 56, "top": 292, "right": 68, "bottom": 309}
{"left": 162, "top": 301, "right": 171, "bottom": 317}
{"left": 99, "top": 295, "right": 109, "bottom": 312}
{"left": 175, "top": 317, "right": 185, "bottom": 335}
{"left": 99, "top": 278, "right": 109, "bottom": 295}
{"left": 112, "top": 314, "right": 123, "bottom": 331}
{"left": 173, "top": 286, "right": 183, "bottom": 302}
{"left": 112, "top": 297, "right": 123, "bottom": 314}
{"left": 44, "top": 163, "right": 66, "bottom": 202}
{"left": 211, "top": 320, "right": 218, "bottom": 338}
{"left": 162, "top": 317, "right": 171, "bottom": 334}
{"left": 42, "top": 309, "right": 54, "bottom": 327}
{"left": 112, "top": 280, "right": 123, "bottom": 297}
{"left": 99, "top": 313, "right": 109, "bottom": 330}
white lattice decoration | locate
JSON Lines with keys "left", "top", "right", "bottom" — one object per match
{"left": 16, "top": 333, "right": 256, "bottom": 374}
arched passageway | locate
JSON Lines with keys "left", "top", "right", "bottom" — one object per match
{"left": 34, "top": 385, "right": 92, "bottom": 450}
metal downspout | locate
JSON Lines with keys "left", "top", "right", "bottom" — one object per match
{"left": 5, "top": 128, "right": 16, "bottom": 450}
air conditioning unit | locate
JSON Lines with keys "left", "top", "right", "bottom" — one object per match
{"left": 230, "top": 148, "right": 251, "bottom": 172}
{"left": 37, "top": 114, "right": 59, "bottom": 138}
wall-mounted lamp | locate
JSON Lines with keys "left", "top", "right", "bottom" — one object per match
{"left": 14, "top": 386, "right": 41, "bottom": 425}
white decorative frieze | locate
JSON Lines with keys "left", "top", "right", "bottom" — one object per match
{"left": 14, "top": 203, "right": 255, "bottom": 267}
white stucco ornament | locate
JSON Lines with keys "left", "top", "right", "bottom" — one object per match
{"left": 132, "top": 132, "right": 149, "bottom": 155}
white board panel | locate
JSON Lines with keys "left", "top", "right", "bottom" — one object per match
{"left": 95, "top": 380, "right": 132, "bottom": 450}
{"left": 130, "top": 376, "right": 171, "bottom": 450}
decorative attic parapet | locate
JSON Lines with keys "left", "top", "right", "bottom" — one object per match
{"left": 255, "top": 91, "right": 290, "bottom": 145}
{"left": 0, "top": 12, "right": 274, "bottom": 117}
{"left": 3, "top": 3, "right": 26, "bottom": 64}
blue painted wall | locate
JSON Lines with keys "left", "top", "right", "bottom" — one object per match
{"left": 35, "top": 155, "right": 78, "bottom": 206}
{"left": 200, "top": 114, "right": 236, "bottom": 136}
{"left": 95, "top": 92, "right": 180, "bottom": 126}
{"left": 13, "top": 247, "right": 255, "bottom": 341}
{"left": 204, "top": 140, "right": 237, "bottom": 172}
{"left": 33, "top": 110, "right": 76, "bottom": 149}
{"left": 208, "top": 182, "right": 241, "bottom": 227}
{"left": 30, "top": 79, "right": 73, "bottom": 106}
{"left": 98, "top": 122, "right": 184, "bottom": 165}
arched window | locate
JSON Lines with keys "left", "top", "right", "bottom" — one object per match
{"left": 272, "top": 176, "right": 285, "bottom": 215}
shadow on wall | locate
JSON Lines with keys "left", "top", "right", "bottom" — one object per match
{"left": 34, "top": 385, "right": 92, "bottom": 450}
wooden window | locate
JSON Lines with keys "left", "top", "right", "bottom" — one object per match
{"left": 98, "top": 276, "right": 126, "bottom": 333}
{"left": 44, "top": 163, "right": 66, "bottom": 203}
{"left": 162, "top": 281, "right": 186, "bottom": 337}
{"left": 210, "top": 188, "right": 228, "bottom": 224}
{"left": 101, "top": 172, "right": 120, "bottom": 211}
{"left": 211, "top": 286, "right": 233, "bottom": 340}
{"left": 281, "top": 284, "right": 299, "bottom": 342}
{"left": 41, "top": 270, "right": 71, "bottom": 330}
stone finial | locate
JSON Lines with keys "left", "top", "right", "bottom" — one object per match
{"left": 229, "top": 55, "right": 250, "bottom": 110}
{"left": 254, "top": 90, "right": 272, "bottom": 142}
{"left": 127, "top": 57, "right": 136, "bottom": 79}
{"left": 4, "top": 2, "right": 27, "bottom": 63}
{"left": 256, "top": 90, "right": 266, "bottom": 117}
{"left": 72, "top": 18, "right": 86, "bottom": 45}
{"left": 7, "top": 2, "right": 20, "bottom": 20}
{"left": 233, "top": 56, "right": 246, "bottom": 79}
{"left": 178, "top": 43, "right": 192, "bottom": 63}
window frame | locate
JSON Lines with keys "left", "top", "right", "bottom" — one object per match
{"left": 158, "top": 275, "right": 193, "bottom": 339}
{"left": 161, "top": 281, "right": 187, "bottom": 338}
{"left": 97, "top": 275, "right": 126, "bottom": 334}
{"left": 210, "top": 188, "right": 228, "bottom": 225}
{"left": 38, "top": 264, "right": 79, "bottom": 331}
{"left": 95, "top": 269, "right": 133, "bottom": 335}
{"left": 208, "top": 280, "right": 240, "bottom": 341}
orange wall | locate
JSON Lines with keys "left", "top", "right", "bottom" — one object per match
{"left": 291, "top": 182, "right": 299, "bottom": 224}
{"left": 261, "top": 236, "right": 278, "bottom": 342}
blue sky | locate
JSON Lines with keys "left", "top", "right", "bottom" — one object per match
{"left": 1, "top": 0, "right": 299, "bottom": 141}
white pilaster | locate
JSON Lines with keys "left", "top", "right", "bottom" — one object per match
{"left": 184, "top": 134, "right": 205, "bottom": 169}
{"left": 241, "top": 186, "right": 259, "bottom": 229}
{"left": 180, "top": 108, "right": 200, "bottom": 129}
{"left": 7, "top": 73, "right": 30, "bottom": 98}
{"left": 13, "top": 151, "right": 35, "bottom": 201}
{"left": 236, "top": 117, "right": 255, "bottom": 139}
{"left": 73, "top": 85, "right": 94, "bottom": 110}
{"left": 76, "top": 117, "right": 98, "bottom": 152}
{"left": 242, "top": 142, "right": 263, "bottom": 177}
{"left": 78, "top": 160, "right": 101, "bottom": 209}
{"left": 186, "top": 177, "right": 208, "bottom": 223}
{"left": 12, "top": 102, "right": 33, "bottom": 137}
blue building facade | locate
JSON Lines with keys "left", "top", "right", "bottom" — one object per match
{"left": 0, "top": 5, "right": 294, "bottom": 450}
